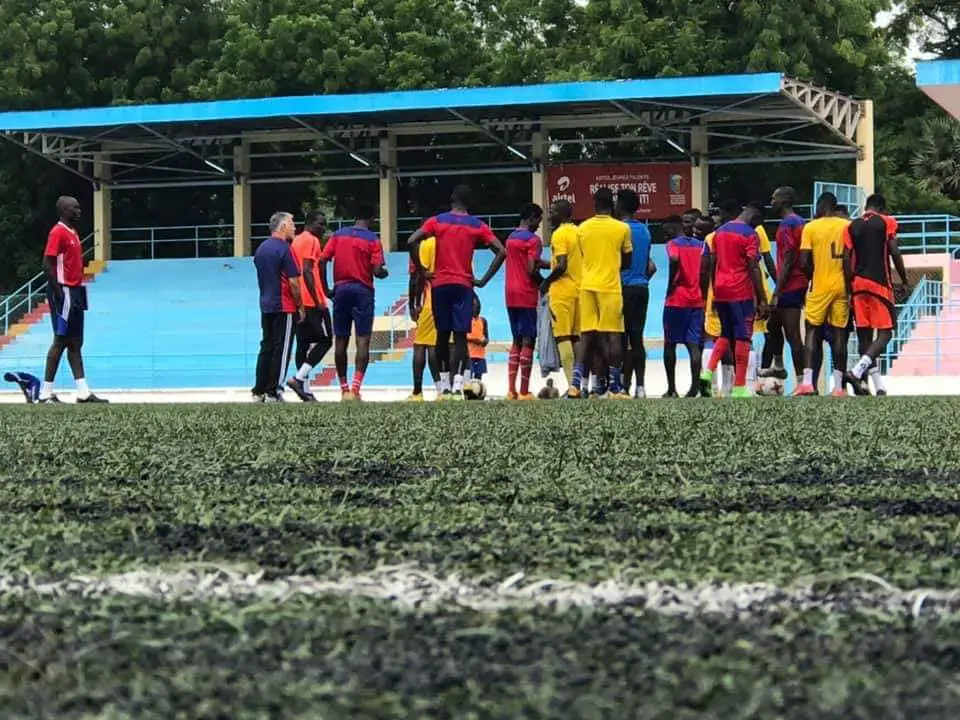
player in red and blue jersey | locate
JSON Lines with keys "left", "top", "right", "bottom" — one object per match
{"left": 504, "top": 203, "right": 544, "bottom": 400}
{"left": 700, "top": 203, "right": 770, "bottom": 397}
{"left": 319, "top": 204, "right": 388, "bottom": 400}
{"left": 408, "top": 185, "right": 506, "bottom": 399}
{"left": 661, "top": 215, "right": 705, "bottom": 398}
{"left": 761, "top": 186, "right": 807, "bottom": 384}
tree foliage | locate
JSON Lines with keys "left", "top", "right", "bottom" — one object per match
{"left": 0, "top": 0, "right": 955, "bottom": 290}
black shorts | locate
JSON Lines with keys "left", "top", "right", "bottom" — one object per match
{"left": 622, "top": 285, "right": 649, "bottom": 337}
{"left": 47, "top": 284, "right": 86, "bottom": 340}
{"left": 299, "top": 306, "right": 332, "bottom": 343}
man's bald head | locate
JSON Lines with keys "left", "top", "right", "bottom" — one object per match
{"left": 56, "top": 196, "right": 81, "bottom": 224}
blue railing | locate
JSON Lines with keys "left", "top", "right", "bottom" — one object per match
{"left": 1, "top": 234, "right": 94, "bottom": 335}
{"left": 883, "top": 277, "right": 944, "bottom": 365}
{"left": 892, "top": 214, "right": 960, "bottom": 256}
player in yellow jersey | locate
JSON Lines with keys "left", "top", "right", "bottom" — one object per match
{"left": 793, "top": 192, "right": 851, "bottom": 396}
{"left": 572, "top": 188, "right": 632, "bottom": 398}
{"left": 408, "top": 236, "right": 440, "bottom": 400}
{"left": 540, "top": 199, "right": 582, "bottom": 393}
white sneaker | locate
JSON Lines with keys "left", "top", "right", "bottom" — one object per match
{"left": 634, "top": 387, "right": 646, "bottom": 399}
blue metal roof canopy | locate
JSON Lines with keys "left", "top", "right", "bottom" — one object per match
{"left": 0, "top": 71, "right": 864, "bottom": 189}
{"left": 916, "top": 60, "right": 960, "bottom": 119}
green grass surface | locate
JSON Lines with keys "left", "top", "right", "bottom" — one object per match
{"left": 0, "top": 399, "right": 959, "bottom": 717}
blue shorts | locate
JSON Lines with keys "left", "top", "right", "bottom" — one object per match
{"left": 47, "top": 284, "right": 86, "bottom": 340}
{"left": 333, "top": 282, "right": 374, "bottom": 337}
{"left": 507, "top": 307, "right": 538, "bottom": 340}
{"left": 431, "top": 284, "right": 473, "bottom": 334}
{"left": 714, "top": 299, "right": 756, "bottom": 341}
{"left": 777, "top": 288, "right": 806, "bottom": 310}
{"left": 663, "top": 306, "right": 704, "bottom": 346}
{"left": 470, "top": 358, "right": 487, "bottom": 378}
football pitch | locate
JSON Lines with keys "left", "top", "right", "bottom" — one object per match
{"left": 1, "top": 398, "right": 959, "bottom": 718}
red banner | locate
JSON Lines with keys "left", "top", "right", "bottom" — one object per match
{"left": 547, "top": 163, "right": 692, "bottom": 220}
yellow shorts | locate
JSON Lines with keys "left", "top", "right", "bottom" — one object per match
{"left": 805, "top": 287, "right": 849, "bottom": 328}
{"left": 580, "top": 290, "right": 623, "bottom": 333}
{"left": 414, "top": 304, "right": 437, "bottom": 346}
{"left": 549, "top": 291, "right": 579, "bottom": 338}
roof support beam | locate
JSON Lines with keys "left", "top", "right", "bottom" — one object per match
{"left": 609, "top": 101, "right": 688, "bottom": 156}
{"left": 0, "top": 132, "right": 95, "bottom": 182}
{"left": 288, "top": 115, "right": 379, "bottom": 169}
{"left": 136, "top": 124, "right": 229, "bottom": 175}
{"left": 780, "top": 77, "right": 862, "bottom": 144}
{"left": 445, "top": 109, "right": 533, "bottom": 164}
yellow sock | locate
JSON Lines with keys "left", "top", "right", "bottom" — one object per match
{"left": 559, "top": 341, "right": 575, "bottom": 386}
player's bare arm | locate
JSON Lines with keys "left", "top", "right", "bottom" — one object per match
{"left": 474, "top": 237, "right": 506, "bottom": 288}
{"left": 620, "top": 250, "right": 633, "bottom": 272}
{"left": 666, "top": 258, "right": 679, "bottom": 299}
{"left": 42, "top": 256, "right": 63, "bottom": 299}
{"left": 749, "top": 258, "right": 769, "bottom": 318}
{"left": 888, "top": 234, "right": 910, "bottom": 289}
{"left": 762, "top": 252, "right": 777, "bottom": 283}
{"left": 288, "top": 276, "right": 304, "bottom": 316}
{"left": 647, "top": 258, "right": 657, "bottom": 278}
{"left": 538, "top": 259, "right": 551, "bottom": 270}
{"left": 319, "top": 260, "right": 333, "bottom": 300}
{"left": 842, "top": 247, "right": 854, "bottom": 298}
{"left": 773, "top": 247, "right": 797, "bottom": 303}
{"left": 408, "top": 229, "right": 430, "bottom": 278}
{"left": 699, "top": 252, "right": 712, "bottom": 301}
{"left": 798, "top": 249, "right": 813, "bottom": 279}
{"left": 481, "top": 318, "right": 489, "bottom": 347}
{"left": 539, "top": 254, "right": 567, "bottom": 295}
{"left": 373, "top": 263, "right": 389, "bottom": 280}
{"left": 408, "top": 273, "right": 422, "bottom": 322}
{"left": 302, "top": 258, "right": 322, "bottom": 307}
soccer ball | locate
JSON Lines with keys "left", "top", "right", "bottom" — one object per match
{"left": 755, "top": 377, "right": 785, "bottom": 396}
{"left": 463, "top": 379, "right": 486, "bottom": 400}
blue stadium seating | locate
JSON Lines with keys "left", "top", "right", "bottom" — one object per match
{"left": 0, "top": 246, "right": 678, "bottom": 390}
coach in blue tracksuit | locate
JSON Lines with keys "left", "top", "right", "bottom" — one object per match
{"left": 617, "top": 189, "right": 655, "bottom": 399}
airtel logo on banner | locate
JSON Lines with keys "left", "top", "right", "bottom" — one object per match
{"left": 557, "top": 176, "right": 571, "bottom": 192}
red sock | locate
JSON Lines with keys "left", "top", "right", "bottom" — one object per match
{"left": 351, "top": 370, "right": 365, "bottom": 394}
{"left": 708, "top": 338, "right": 730, "bottom": 372}
{"left": 508, "top": 345, "right": 520, "bottom": 394}
{"left": 734, "top": 340, "right": 751, "bottom": 387}
{"left": 339, "top": 377, "right": 349, "bottom": 392}
{"left": 519, "top": 346, "right": 534, "bottom": 395}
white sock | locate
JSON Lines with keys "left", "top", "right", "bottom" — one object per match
{"left": 434, "top": 380, "right": 443, "bottom": 394}
{"left": 832, "top": 370, "right": 844, "bottom": 391}
{"left": 802, "top": 368, "right": 813, "bottom": 386}
{"left": 40, "top": 381, "right": 54, "bottom": 400}
{"left": 635, "top": 386, "right": 645, "bottom": 397}
{"left": 453, "top": 374, "right": 464, "bottom": 392}
{"left": 722, "top": 366, "right": 734, "bottom": 394}
{"left": 869, "top": 367, "right": 886, "bottom": 393}
{"left": 296, "top": 363, "right": 313, "bottom": 382}
{"left": 747, "top": 351, "right": 758, "bottom": 384}
{"left": 464, "top": 368, "right": 473, "bottom": 381}
{"left": 701, "top": 348, "right": 712, "bottom": 372}
{"left": 852, "top": 355, "right": 871, "bottom": 379}
{"left": 75, "top": 378, "right": 90, "bottom": 399}
{"left": 440, "top": 372, "right": 451, "bottom": 392}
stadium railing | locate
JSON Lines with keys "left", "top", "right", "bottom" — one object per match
{"left": 1, "top": 234, "right": 93, "bottom": 335}
{"left": 893, "top": 214, "right": 960, "bottom": 256}
{"left": 881, "top": 277, "right": 945, "bottom": 370}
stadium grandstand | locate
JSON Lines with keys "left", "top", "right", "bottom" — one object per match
{"left": 0, "top": 69, "right": 957, "bottom": 399}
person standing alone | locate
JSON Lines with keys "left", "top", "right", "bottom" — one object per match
{"left": 253, "top": 212, "right": 303, "bottom": 402}
{"left": 39, "top": 196, "right": 107, "bottom": 404}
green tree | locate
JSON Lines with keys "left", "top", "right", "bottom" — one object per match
{"left": 890, "top": 0, "right": 960, "bottom": 59}
{"left": 911, "top": 114, "right": 960, "bottom": 198}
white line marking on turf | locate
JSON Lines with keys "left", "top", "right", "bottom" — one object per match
{"left": 2, "top": 565, "right": 960, "bottom": 618}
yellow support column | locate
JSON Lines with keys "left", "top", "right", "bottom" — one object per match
{"left": 93, "top": 153, "right": 112, "bottom": 263}
{"left": 855, "top": 99, "right": 875, "bottom": 201}
{"left": 690, "top": 123, "right": 709, "bottom": 212}
{"left": 531, "top": 131, "right": 550, "bottom": 241}
{"left": 379, "top": 133, "right": 398, "bottom": 251}
{"left": 233, "top": 140, "right": 251, "bottom": 257}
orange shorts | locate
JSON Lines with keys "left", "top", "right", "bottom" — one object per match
{"left": 852, "top": 292, "right": 894, "bottom": 330}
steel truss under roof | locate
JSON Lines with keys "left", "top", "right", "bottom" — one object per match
{"left": 0, "top": 72, "right": 865, "bottom": 191}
